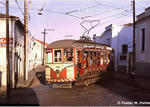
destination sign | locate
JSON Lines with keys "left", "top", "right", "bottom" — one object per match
{"left": 83, "top": 45, "right": 105, "bottom": 49}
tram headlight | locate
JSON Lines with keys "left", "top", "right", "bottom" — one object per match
{"left": 55, "top": 69, "right": 60, "bottom": 74}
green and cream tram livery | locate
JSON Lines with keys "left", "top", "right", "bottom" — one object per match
{"left": 45, "top": 39, "right": 114, "bottom": 87}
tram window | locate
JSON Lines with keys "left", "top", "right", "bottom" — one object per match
{"left": 77, "top": 51, "right": 80, "bottom": 63}
{"left": 89, "top": 52, "right": 93, "bottom": 66}
{"left": 78, "top": 51, "right": 83, "bottom": 63}
{"left": 54, "top": 50, "right": 62, "bottom": 62}
{"left": 47, "top": 50, "right": 52, "bottom": 63}
{"left": 93, "top": 52, "right": 96, "bottom": 65}
{"left": 64, "top": 48, "right": 73, "bottom": 62}
{"left": 97, "top": 53, "right": 100, "bottom": 64}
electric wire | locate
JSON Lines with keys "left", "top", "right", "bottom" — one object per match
{"left": 93, "top": 0, "right": 129, "bottom": 10}
{"left": 29, "top": 0, "right": 38, "bottom": 24}
{"left": 15, "top": 0, "right": 24, "bottom": 16}
{"left": 66, "top": 3, "right": 103, "bottom": 14}
{"left": 100, "top": 11, "right": 132, "bottom": 25}
{"left": 81, "top": 5, "right": 131, "bottom": 19}
{"left": 40, "top": 0, "right": 48, "bottom": 10}
{"left": 0, "top": 1, "right": 5, "bottom": 6}
{"left": 100, "top": 10, "right": 132, "bottom": 21}
{"left": 0, "top": 2, "right": 132, "bottom": 26}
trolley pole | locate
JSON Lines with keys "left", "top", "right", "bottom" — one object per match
{"left": 24, "top": 0, "right": 29, "bottom": 82}
{"left": 132, "top": 0, "right": 136, "bottom": 74}
{"left": 42, "top": 29, "right": 54, "bottom": 66}
{"left": 6, "top": 0, "right": 11, "bottom": 99}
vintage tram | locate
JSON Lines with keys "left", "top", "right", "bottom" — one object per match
{"left": 45, "top": 38, "right": 114, "bottom": 88}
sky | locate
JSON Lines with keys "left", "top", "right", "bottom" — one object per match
{"left": 0, "top": 0, "right": 150, "bottom": 44}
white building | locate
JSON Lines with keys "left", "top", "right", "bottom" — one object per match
{"left": 0, "top": 13, "right": 49, "bottom": 87}
{"left": 93, "top": 24, "right": 133, "bottom": 71}
{"left": 136, "top": 7, "right": 150, "bottom": 77}
{"left": 28, "top": 38, "right": 48, "bottom": 69}
{"left": 0, "top": 14, "right": 24, "bottom": 87}
{"left": 27, "top": 34, "right": 35, "bottom": 71}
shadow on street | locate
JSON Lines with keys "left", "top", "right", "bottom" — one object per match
{"left": 36, "top": 71, "right": 46, "bottom": 85}
{"left": 34, "top": 65, "right": 46, "bottom": 85}
{"left": 0, "top": 88, "right": 40, "bottom": 106}
{"left": 95, "top": 72, "right": 150, "bottom": 106}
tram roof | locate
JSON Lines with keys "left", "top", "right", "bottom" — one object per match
{"left": 47, "top": 39, "right": 111, "bottom": 49}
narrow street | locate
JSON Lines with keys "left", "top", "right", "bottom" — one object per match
{"left": 1, "top": 72, "right": 150, "bottom": 106}
{"left": 32, "top": 76, "right": 150, "bottom": 106}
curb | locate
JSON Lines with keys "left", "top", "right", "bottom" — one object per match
{"left": 17, "top": 70, "right": 36, "bottom": 88}
{"left": 0, "top": 86, "right": 6, "bottom": 94}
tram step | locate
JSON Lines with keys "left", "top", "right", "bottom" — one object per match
{"left": 52, "top": 83, "right": 72, "bottom": 88}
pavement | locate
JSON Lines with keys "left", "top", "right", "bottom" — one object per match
{"left": 16, "top": 65, "right": 45, "bottom": 88}
{"left": 0, "top": 65, "right": 45, "bottom": 95}
{"left": 0, "top": 65, "right": 45, "bottom": 105}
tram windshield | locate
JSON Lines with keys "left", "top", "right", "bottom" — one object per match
{"left": 64, "top": 48, "right": 73, "bottom": 62}
{"left": 54, "top": 50, "right": 62, "bottom": 62}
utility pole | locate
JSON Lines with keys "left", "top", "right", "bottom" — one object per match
{"left": 132, "top": 0, "right": 136, "bottom": 74}
{"left": 42, "top": 29, "right": 47, "bottom": 66}
{"left": 6, "top": 0, "right": 11, "bottom": 99}
{"left": 42, "top": 29, "right": 54, "bottom": 66}
{"left": 24, "top": 0, "right": 29, "bottom": 82}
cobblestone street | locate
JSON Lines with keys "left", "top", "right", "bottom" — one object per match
{"left": 1, "top": 72, "right": 150, "bottom": 106}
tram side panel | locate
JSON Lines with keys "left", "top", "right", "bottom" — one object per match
{"left": 76, "top": 49, "right": 112, "bottom": 77}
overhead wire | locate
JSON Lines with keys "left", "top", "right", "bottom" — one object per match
{"left": 0, "top": 1, "right": 5, "bottom": 6}
{"left": 92, "top": 0, "right": 128, "bottom": 10}
{"left": 0, "top": 6, "right": 66, "bottom": 15}
{"left": 99, "top": 11, "right": 132, "bottom": 25}
{"left": 15, "top": 0, "right": 24, "bottom": 16}
{"left": 0, "top": 0, "right": 133, "bottom": 39}
{"left": 80, "top": 8, "right": 131, "bottom": 37}
{"left": 0, "top": 2, "right": 131, "bottom": 22}
{"left": 66, "top": 12, "right": 86, "bottom": 21}
{"left": 29, "top": 0, "right": 38, "bottom": 23}
{"left": 40, "top": 0, "right": 48, "bottom": 10}
{"left": 0, "top": 1, "right": 132, "bottom": 26}
{"left": 100, "top": 9, "right": 132, "bottom": 21}
{"left": 66, "top": 3, "right": 103, "bottom": 14}
{"left": 81, "top": 5, "right": 131, "bottom": 19}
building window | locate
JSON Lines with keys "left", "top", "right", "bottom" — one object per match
{"left": 122, "top": 45, "right": 128, "bottom": 54}
{"left": 141, "top": 28, "right": 145, "bottom": 51}
{"left": 107, "top": 38, "right": 111, "bottom": 46}
{"left": 120, "top": 55, "right": 127, "bottom": 60}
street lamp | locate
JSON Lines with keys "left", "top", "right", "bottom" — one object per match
{"left": 41, "top": 29, "right": 54, "bottom": 66}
